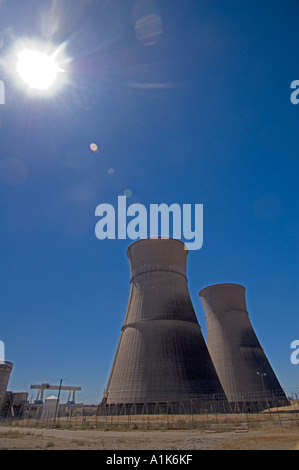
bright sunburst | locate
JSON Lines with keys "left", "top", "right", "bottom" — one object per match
{"left": 7, "top": 38, "right": 69, "bottom": 96}
{"left": 16, "top": 48, "right": 63, "bottom": 90}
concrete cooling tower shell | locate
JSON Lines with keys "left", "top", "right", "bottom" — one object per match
{"left": 103, "top": 239, "right": 225, "bottom": 408}
{"left": 0, "top": 361, "right": 13, "bottom": 411}
{"left": 199, "top": 284, "right": 288, "bottom": 406}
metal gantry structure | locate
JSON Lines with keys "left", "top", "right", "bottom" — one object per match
{"left": 30, "top": 383, "right": 81, "bottom": 404}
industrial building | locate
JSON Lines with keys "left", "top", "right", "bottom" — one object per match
{"left": 0, "top": 374, "right": 82, "bottom": 419}
{"left": 99, "top": 238, "right": 226, "bottom": 414}
{"left": 0, "top": 361, "right": 13, "bottom": 411}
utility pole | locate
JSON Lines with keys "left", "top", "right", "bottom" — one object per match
{"left": 54, "top": 378, "right": 64, "bottom": 424}
{"left": 257, "top": 372, "right": 268, "bottom": 408}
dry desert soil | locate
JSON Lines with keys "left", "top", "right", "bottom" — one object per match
{"left": 0, "top": 426, "right": 299, "bottom": 450}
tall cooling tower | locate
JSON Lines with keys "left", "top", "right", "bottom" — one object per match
{"left": 0, "top": 361, "right": 13, "bottom": 411}
{"left": 199, "top": 284, "right": 289, "bottom": 406}
{"left": 102, "top": 238, "right": 225, "bottom": 409}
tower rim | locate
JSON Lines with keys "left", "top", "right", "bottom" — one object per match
{"left": 199, "top": 283, "right": 246, "bottom": 297}
{"left": 126, "top": 237, "right": 188, "bottom": 258}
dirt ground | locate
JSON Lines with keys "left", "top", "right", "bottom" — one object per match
{"left": 0, "top": 426, "right": 299, "bottom": 450}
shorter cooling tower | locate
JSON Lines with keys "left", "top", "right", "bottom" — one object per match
{"left": 101, "top": 238, "right": 226, "bottom": 413}
{"left": 0, "top": 361, "right": 13, "bottom": 411}
{"left": 199, "top": 284, "right": 289, "bottom": 408}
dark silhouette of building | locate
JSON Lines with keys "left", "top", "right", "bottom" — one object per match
{"left": 0, "top": 361, "right": 13, "bottom": 412}
{"left": 100, "top": 238, "right": 225, "bottom": 413}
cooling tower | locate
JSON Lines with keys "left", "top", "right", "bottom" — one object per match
{"left": 199, "top": 284, "right": 289, "bottom": 407}
{"left": 0, "top": 361, "right": 13, "bottom": 411}
{"left": 102, "top": 238, "right": 225, "bottom": 409}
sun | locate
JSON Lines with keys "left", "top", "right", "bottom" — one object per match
{"left": 16, "top": 48, "right": 63, "bottom": 90}
{"left": 7, "top": 38, "right": 69, "bottom": 96}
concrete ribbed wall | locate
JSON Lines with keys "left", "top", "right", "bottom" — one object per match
{"left": 199, "top": 284, "right": 287, "bottom": 403}
{"left": 0, "top": 362, "right": 13, "bottom": 410}
{"left": 103, "top": 238, "right": 225, "bottom": 405}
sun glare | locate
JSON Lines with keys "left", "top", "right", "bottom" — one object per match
{"left": 16, "top": 48, "right": 63, "bottom": 90}
{"left": 8, "top": 39, "right": 69, "bottom": 96}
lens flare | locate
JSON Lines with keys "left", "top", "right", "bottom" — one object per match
{"left": 16, "top": 48, "right": 64, "bottom": 90}
{"left": 7, "top": 38, "right": 69, "bottom": 96}
{"left": 123, "top": 188, "right": 133, "bottom": 198}
{"left": 89, "top": 143, "right": 99, "bottom": 153}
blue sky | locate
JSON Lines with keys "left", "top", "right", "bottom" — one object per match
{"left": 0, "top": 0, "right": 298, "bottom": 404}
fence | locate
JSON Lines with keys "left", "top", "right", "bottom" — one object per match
{"left": 1, "top": 388, "right": 298, "bottom": 432}
{"left": 96, "top": 388, "right": 291, "bottom": 416}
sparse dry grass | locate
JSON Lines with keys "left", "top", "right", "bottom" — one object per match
{"left": 217, "top": 428, "right": 299, "bottom": 450}
{"left": 1, "top": 406, "right": 298, "bottom": 450}
{"left": 0, "top": 425, "right": 298, "bottom": 450}
{"left": 0, "top": 430, "right": 33, "bottom": 439}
